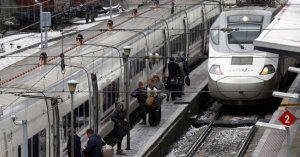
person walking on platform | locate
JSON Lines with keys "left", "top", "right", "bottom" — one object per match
{"left": 131, "top": 81, "right": 147, "bottom": 125}
{"left": 111, "top": 102, "right": 127, "bottom": 155}
{"left": 176, "top": 57, "right": 189, "bottom": 97}
{"left": 67, "top": 129, "right": 81, "bottom": 157}
{"left": 82, "top": 129, "right": 104, "bottom": 157}
{"left": 163, "top": 57, "right": 182, "bottom": 101}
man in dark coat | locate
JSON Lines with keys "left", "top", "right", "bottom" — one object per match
{"left": 163, "top": 57, "right": 183, "bottom": 100}
{"left": 67, "top": 130, "right": 81, "bottom": 157}
{"left": 131, "top": 81, "right": 147, "bottom": 125}
{"left": 176, "top": 57, "right": 189, "bottom": 96}
{"left": 167, "top": 57, "right": 182, "bottom": 79}
{"left": 111, "top": 102, "right": 127, "bottom": 155}
{"left": 82, "top": 129, "right": 103, "bottom": 157}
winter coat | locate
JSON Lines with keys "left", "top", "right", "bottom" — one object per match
{"left": 147, "top": 94, "right": 163, "bottom": 110}
{"left": 83, "top": 134, "right": 103, "bottom": 157}
{"left": 111, "top": 110, "right": 127, "bottom": 137}
{"left": 177, "top": 60, "right": 189, "bottom": 76}
{"left": 67, "top": 134, "right": 81, "bottom": 157}
{"left": 131, "top": 87, "right": 147, "bottom": 104}
{"left": 167, "top": 61, "right": 182, "bottom": 79}
{"left": 155, "top": 80, "right": 165, "bottom": 91}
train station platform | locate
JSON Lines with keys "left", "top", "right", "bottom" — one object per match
{"left": 113, "top": 60, "right": 208, "bottom": 157}
{"left": 252, "top": 73, "right": 300, "bottom": 157}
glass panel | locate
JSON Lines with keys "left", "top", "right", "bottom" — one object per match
{"left": 210, "top": 26, "right": 219, "bottom": 45}
{"left": 103, "top": 79, "right": 120, "bottom": 112}
{"left": 39, "top": 129, "right": 46, "bottom": 157}
{"left": 231, "top": 57, "right": 253, "bottom": 65}
{"left": 228, "top": 15, "right": 263, "bottom": 23}
{"left": 84, "top": 101, "right": 89, "bottom": 126}
{"left": 227, "top": 24, "right": 261, "bottom": 44}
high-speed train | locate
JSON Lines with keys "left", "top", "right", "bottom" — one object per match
{"left": 0, "top": 0, "right": 222, "bottom": 156}
{"left": 208, "top": 7, "right": 285, "bottom": 104}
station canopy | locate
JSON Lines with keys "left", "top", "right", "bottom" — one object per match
{"left": 254, "top": 0, "right": 300, "bottom": 58}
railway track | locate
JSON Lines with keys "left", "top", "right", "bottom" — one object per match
{"left": 186, "top": 107, "right": 259, "bottom": 157}
{"left": 170, "top": 101, "right": 278, "bottom": 157}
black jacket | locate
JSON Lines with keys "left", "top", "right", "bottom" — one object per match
{"left": 167, "top": 61, "right": 182, "bottom": 79}
{"left": 131, "top": 87, "right": 147, "bottom": 104}
{"left": 67, "top": 134, "right": 81, "bottom": 157}
{"left": 83, "top": 134, "right": 103, "bottom": 157}
{"left": 111, "top": 110, "right": 127, "bottom": 137}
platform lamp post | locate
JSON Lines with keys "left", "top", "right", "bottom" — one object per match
{"left": 123, "top": 45, "right": 132, "bottom": 150}
{"left": 109, "top": 0, "right": 113, "bottom": 19}
{"left": 67, "top": 80, "right": 78, "bottom": 157}
{"left": 35, "top": 0, "right": 44, "bottom": 48}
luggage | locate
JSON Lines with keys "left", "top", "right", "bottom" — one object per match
{"left": 102, "top": 144, "right": 114, "bottom": 157}
{"left": 148, "top": 108, "right": 161, "bottom": 126}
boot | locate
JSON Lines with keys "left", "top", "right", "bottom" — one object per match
{"left": 117, "top": 149, "right": 127, "bottom": 155}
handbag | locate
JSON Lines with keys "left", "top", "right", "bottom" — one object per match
{"left": 185, "top": 76, "right": 190, "bottom": 86}
{"left": 102, "top": 144, "right": 114, "bottom": 157}
{"left": 146, "top": 96, "right": 154, "bottom": 107}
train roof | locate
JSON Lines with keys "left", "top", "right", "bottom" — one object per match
{"left": 254, "top": 0, "right": 300, "bottom": 58}
{"left": 0, "top": 0, "right": 209, "bottom": 116}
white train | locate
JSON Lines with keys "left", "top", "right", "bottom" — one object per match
{"left": 0, "top": 1, "right": 222, "bottom": 156}
{"left": 208, "top": 6, "right": 286, "bottom": 104}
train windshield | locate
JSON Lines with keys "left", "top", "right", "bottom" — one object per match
{"left": 227, "top": 15, "right": 263, "bottom": 44}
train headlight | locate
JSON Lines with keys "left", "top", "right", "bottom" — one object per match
{"left": 209, "top": 64, "right": 223, "bottom": 75}
{"left": 260, "top": 65, "right": 275, "bottom": 75}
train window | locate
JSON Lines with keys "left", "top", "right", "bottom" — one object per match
{"left": 61, "top": 100, "right": 89, "bottom": 143}
{"left": 62, "top": 113, "right": 71, "bottom": 143}
{"left": 103, "top": 79, "right": 120, "bottom": 112}
{"left": 190, "top": 24, "right": 201, "bottom": 44}
{"left": 228, "top": 15, "right": 263, "bottom": 23}
{"left": 227, "top": 24, "right": 261, "bottom": 44}
{"left": 231, "top": 57, "right": 253, "bottom": 65}
{"left": 27, "top": 129, "right": 46, "bottom": 157}
{"left": 210, "top": 26, "right": 219, "bottom": 45}
{"left": 2, "top": 131, "right": 8, "bottom": 157}
{"left": 129, "top": 50, "right": 146, "bottom": 78}
{"left": 170, "top": 34, "right": 185, "bottom": 55}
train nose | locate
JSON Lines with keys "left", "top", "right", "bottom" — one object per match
{"left": 216, "top": 77, "right": 264, "bottom": 99}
